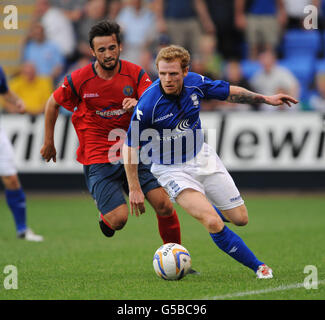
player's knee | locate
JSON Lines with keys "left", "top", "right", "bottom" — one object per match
{"left": 204, "top": 215, "right": 224, "bottom": 233}
{"left": 235, "top": 206, "right": 249, "bottom": 226}
{"left": 236, "top": 215, "right": 249, "bottom": 226}
{"left": 2, "top": 175, "right": 21, "bottom": 190}
{"left": 154, "top": 198, "right": 174, "bottom": 217}
{"left": 113, "top": 216, "right": 128, "bottom": 230}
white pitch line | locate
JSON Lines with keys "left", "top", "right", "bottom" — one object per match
{"left": 203, "top": 280, "right": 325, "bottom": 300}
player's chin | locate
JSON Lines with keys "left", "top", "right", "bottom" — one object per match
{"left": 102, "top": 60, "right": 117, "bottom": 70}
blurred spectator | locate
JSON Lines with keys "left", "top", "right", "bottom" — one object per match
{"left": 205, "top": 0, "right": 243, "bottom": 60}
{"left": 8, "top": 62, "right": 53, "bottom": 115}
{"left": 75, "top": 0, "right": 108, "bottom": 58}
{"left": 50, "top": 0, "right": 87, "bottom": 23}
{"left": 197, "top": 34, "right": 223, "bottom": 80}
{"left": 139, "top": 48, "right": 158, "bottom": 81}
{"left": 23, "top": 22, "right": 64, "bottom": 83}
{"left": 154, "top": 0, "right": 215, "bottom": 59}
{"left": 307, "top": 71, "right": 325, "bottom": 111}
{"left": 249, "top": 49, "right": 300, "bottom": 111}
{"left": 34, "top": 0, "right": 77, "bottom": 61}
{"left": 116, "top": 0, "right": 157, "bottom": 65}
{"left": 283, "top": 0, "right": 317, "bottom": 29}
{"left": 223, "top": 60, "right": 259, "bottom": 111}
{"left": 234, "top": 0, "right": 287, "bottom": 60}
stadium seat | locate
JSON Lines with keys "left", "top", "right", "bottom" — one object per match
{"left": 282, "top": 29, "right": 321, "bottom": 59}
{"left": 240, "top": 60, "right": 262, "bottom": 80}
{"left": 315, "top": 59, "right": 325, "bottom": 72}
{"left": 279, "top": 57, "right": 315, "bottom": 99}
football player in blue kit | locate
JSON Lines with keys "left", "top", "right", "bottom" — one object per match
{"left": 123, "top": 45, "right": 298, "bottom": 278}
{"left": 0, "top": 66, "right": 43, "bottom": 241}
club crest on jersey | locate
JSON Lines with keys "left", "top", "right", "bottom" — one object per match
{"left": 190, "top": 94, "right": 199, "bottom": 107}
{"left": 123, "top": 85, "right": 134, "bottom": 96}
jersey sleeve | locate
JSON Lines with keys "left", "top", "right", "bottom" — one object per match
{"left": 136, "top": 68, "right": 152, "bottom": 97}
{"left": 53, "top": 75, "right": 80, "bottom": 112}
{"left": 125, "top": 96, "right": 151, "bottom": 148}
{"left": 0, "top": 66, "right": 9, "bottom": 94}
{"left": 200, "top": 75, "right": 230, "bottom": 101}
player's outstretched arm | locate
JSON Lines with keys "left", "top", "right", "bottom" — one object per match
{"left": 40, "top": 94, "right": 60, "bottom": 162}
{"left": 226, "top": 85, "right": 299, "bottom": 107}
{"left": 122, "top": 144, "right": 146, "bottom": 216}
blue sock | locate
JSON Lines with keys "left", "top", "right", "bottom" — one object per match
{"left": 5, "top": 188, "right": 27, "bottom": 233}
{"left": 213, "top": 205, "right": 229, "bottom": 222}
{"left": 210, "top": 225, "right": 263, "bottom": 272}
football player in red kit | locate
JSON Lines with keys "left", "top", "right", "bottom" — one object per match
{"left": 40, "top": 20, "right": 181, "bottom": 244}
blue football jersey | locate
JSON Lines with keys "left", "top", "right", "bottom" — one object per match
{"left": 0, "top": 66, "right": 9, "bottom": 94}
{"left": 126, "top": 72, "right": 229, "bottom": 164}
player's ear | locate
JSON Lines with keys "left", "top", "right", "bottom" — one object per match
{"left": 183, "top": 66, "right": 189, "bottom": 77}
{"left": 90, "top": 47, "right": 96, "bottom": 58}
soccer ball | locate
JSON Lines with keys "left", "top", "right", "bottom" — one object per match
{"left": 153, "top": 243, "right": 192, "bottom": 280}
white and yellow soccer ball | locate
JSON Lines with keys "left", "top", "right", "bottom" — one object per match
{"left": 153, "top": 243, "right": 192, "bottom": 280}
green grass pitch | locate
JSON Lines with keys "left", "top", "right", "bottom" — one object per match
{"left": 0, "top": 192, "right": 324, "bottom": 300}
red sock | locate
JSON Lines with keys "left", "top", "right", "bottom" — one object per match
{"left": 156, "top": 210, "right": 181, "bottom": 244}
{"left": 100, "top": 213, "right": 113, "bottom": 229}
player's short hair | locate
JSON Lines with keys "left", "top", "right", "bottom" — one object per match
{"left": 155, "top": 45, "right": 190, "bottom": 70}
{"left": 89, "top": 20, "right": 121, "bottom": 49}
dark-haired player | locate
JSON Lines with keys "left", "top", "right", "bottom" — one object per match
{"left": 40, "top": 21, "right": 181, "bottom": 244}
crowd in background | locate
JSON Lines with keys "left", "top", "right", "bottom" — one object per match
{"left": 4, "top": 0, "right": 325, "bottom": 114}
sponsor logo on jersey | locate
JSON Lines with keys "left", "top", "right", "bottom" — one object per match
{"left": 154, "top": 113, "right": 174, "bottom": 123}
{"left": 123, "top": 85, "right": 134, "bottom": 96}
{"left": 83, "top": 93, "right": 99, "bottom": 98}
{"left": 190, "top": 94, "right": 199, "bottom": 107}
{"left": 96, "top": 107, "right": 126, "bottom": 119}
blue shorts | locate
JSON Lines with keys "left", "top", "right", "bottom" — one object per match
{"left": 83, "top": 162, "right": 160, "bottom": 214}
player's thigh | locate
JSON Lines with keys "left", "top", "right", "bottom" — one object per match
{"left": 176, "top": 188, "right": 224, "bottom": 233}
{"left": 204, "top": 168, "right": 247, "bottom": 225}
{"left": 84, "top": 163, "right": 127, "bottom": 215}
{"left": 145, "top": 187, "right": 174, "bottom": 216}
{"left": 204, "top": 162, "right": 244, "bottom": 211}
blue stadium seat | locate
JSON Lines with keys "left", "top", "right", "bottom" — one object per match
{"left": 240, "top": 60, "right": 262, "bottom": 80}
{"left": 283, "top": 29, "right": 321, "bottom": 59}
{"left": 279, "top": 57, "right": 315, "bottom": 99}
{"left": 315, "top": 59, "right": 325, "bottom": 73}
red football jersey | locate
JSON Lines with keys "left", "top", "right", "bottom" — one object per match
{"left": 53, "top": 60, "right": 152, "bottom": 165}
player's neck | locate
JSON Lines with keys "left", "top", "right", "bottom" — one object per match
{"left": 94, "top": 60, "right": 120, "bottom": 80}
